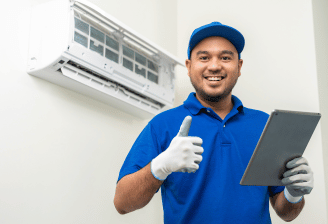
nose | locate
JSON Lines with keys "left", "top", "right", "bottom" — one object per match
{"left": 208, "top": 59, "right": 222, "bottom": 73}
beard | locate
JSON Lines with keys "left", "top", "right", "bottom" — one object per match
{"left": 189, "top": 73, "right": 239, "bottom": 103}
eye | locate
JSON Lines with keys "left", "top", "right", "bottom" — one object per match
{"left": 199, "top": 56, "right": 209, "bottom": 60}
{"left": 222, "top": 56, "right": 231, "bottom": 60}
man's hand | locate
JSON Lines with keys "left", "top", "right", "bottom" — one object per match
{"left": 150, "top": 116, "right": 204, "bottom": 180}
{"left": 281, "top": 157, "right": 314, "bottom": 202}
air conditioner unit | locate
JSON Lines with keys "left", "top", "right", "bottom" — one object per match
{"left": 27, "top": 0, "right": 183, "bottom": 119}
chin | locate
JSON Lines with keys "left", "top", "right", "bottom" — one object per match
{"left": 191, "top": 80, "right": 232, "bottom": 102}
{"left": 199, "top": 91, "right": 227, "bottom": 102}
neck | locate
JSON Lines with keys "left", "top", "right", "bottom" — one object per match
{"left": 195, "top": 93, "right": 234, "bottom": 119}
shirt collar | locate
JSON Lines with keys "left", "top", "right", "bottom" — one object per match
{"left": 183, "top": 92, "right": 244, "bottom": 116}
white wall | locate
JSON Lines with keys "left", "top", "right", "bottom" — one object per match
{"left": 312, "top": 0, "right": 328, "bottom": 222}
{"left": 176, "top": 0, "right": 327, "bottom": 223}
{"left": 0, "top": 0, "right": 176, "bottom": 223}
{"left": 1, "top": 0, "right": 326, "bottom": 223}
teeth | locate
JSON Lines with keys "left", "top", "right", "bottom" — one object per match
{"left": 207, "top": 77, "right": 223, "bottom": 81}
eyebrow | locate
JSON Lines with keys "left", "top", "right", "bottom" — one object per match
{"left": 196, "top": 51, "right": 210, "bottom": 56}
{"left": 221, "top": 50, "right": 234, "bottom": 56}
{"left": 196, "top": 50, "right": 234, "bottom": 56}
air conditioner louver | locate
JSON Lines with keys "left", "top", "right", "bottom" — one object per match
{"left": 59, "top": 61, "right": 164, "bottom": 110}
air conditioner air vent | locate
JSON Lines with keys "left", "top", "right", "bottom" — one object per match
{"left": 60, "top": 60, "right": 164, "bottom": 109}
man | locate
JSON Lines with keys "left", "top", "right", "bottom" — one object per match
{"left": 114, "top": 22, "right": 314, "bottom": 223}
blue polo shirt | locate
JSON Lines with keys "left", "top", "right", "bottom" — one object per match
{"left": 118, "top": 93, "right": 284, "bottom": 224}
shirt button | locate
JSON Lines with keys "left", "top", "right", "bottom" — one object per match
{"left": 224, "top": 124, "right": 226, "bottom": 127}
{"left": 207, "top": 110, "right": 210, "bottom": 113}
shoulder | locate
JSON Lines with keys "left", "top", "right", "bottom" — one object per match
{"left": 241, "top": 107, "right": 270, "bottom": 126}
{"left": 150, "top": 105, "right": 188, "bottom": 124}
{"left": 243, "top": 107, "right": 270, "bottom": 119}
{"left": 148, "top": 104, "right": 191, "bottom": 135}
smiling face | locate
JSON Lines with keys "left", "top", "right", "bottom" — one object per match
{"left": 186, "top": 36, "right": 243, "bottom": 103}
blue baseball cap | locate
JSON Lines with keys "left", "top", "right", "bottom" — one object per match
{"left": 187, "top": 21, "right": 245, "bottom": 59}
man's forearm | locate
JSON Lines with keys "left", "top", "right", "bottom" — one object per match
{"left": 271, "top": 191, "right": 305, "bottom": 222}
{"left": 114, "top": 163, "right": 163, "bottom": 214}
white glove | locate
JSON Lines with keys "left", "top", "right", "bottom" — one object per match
{"left": 150, "top": 116, "right": 204, "bottom": 181}
{"left": 281, "top": 157, "right": 314, "bottom": 203}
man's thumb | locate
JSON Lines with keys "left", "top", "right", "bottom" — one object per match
{"left": 177, "top": 116, "right": 192, "bottom": 137}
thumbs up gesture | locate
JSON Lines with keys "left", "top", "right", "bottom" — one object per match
{"left": 151, "top": 116, "right": 204, "bottom": 181}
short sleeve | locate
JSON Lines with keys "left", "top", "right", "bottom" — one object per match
{"left": 268, "top": 186, "right": 285, "bottom": 197}
{"left": 117, "top": 122, "right": 161, "bottom": 183}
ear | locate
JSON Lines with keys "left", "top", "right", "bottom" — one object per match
{"left": 238, "top": 59, "right": 243, "bottom": 77}
{"left": 185, "top": 59, "right": 191, "bottom": 77}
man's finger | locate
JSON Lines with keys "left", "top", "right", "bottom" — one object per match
{"left": 286, "top": 157, "right": 308, "bottom": 169}
{"left": 283, "top": 164, "right": 311, "bottom": 178}
{"left": 178, "top": 116, "right": 192, "bottom": 137}
{"left": 281, "top": 173, "right": 312, "bottom": 185}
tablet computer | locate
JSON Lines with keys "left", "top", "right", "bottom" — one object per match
{"left": 240, "top": 109, "right": 321, "bottom": 186}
